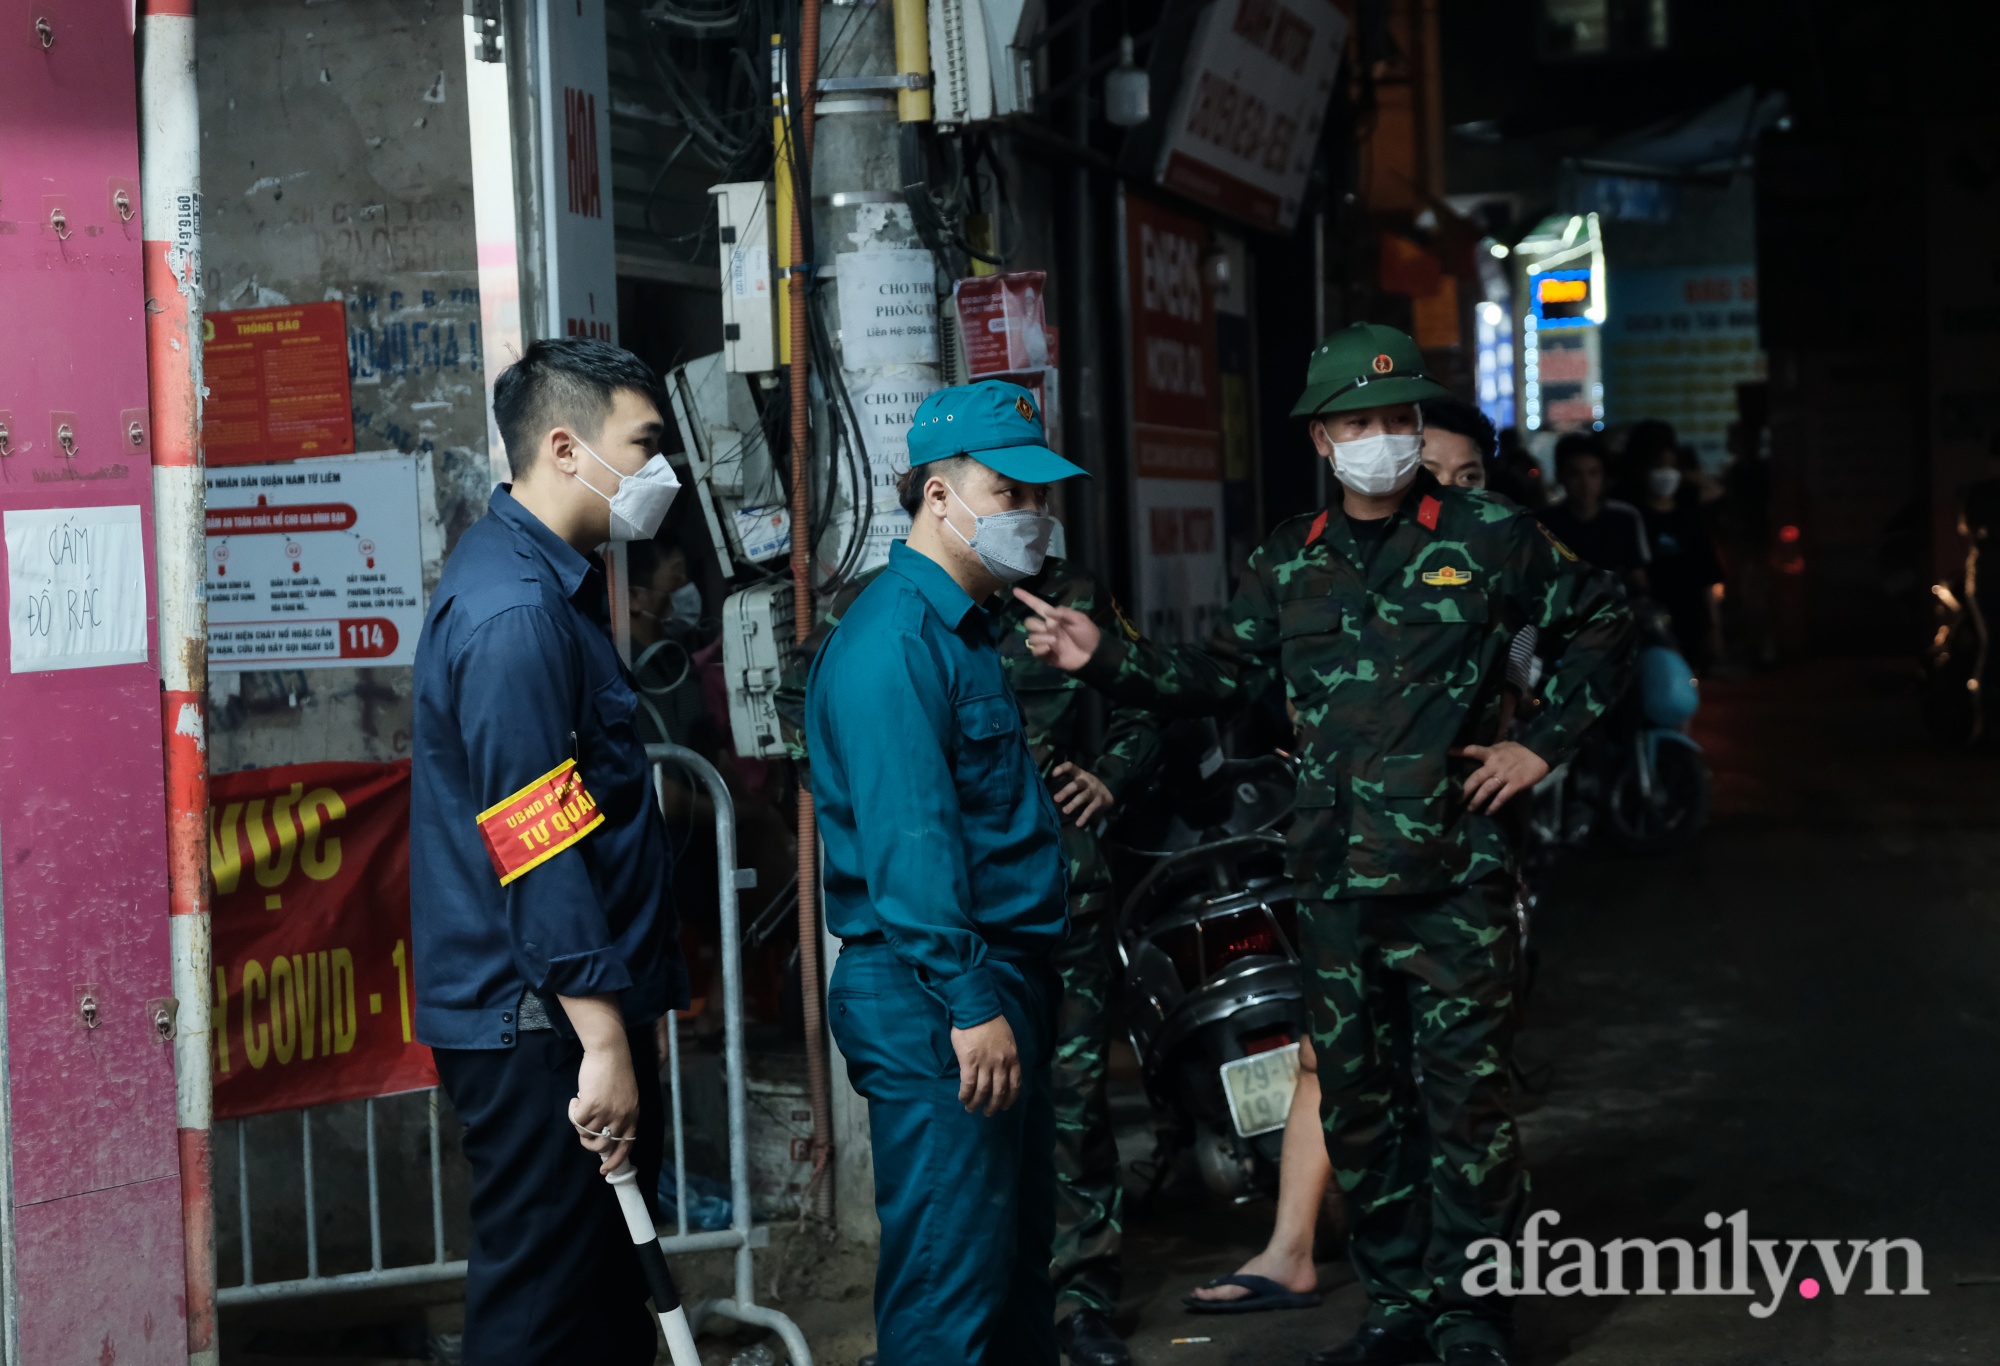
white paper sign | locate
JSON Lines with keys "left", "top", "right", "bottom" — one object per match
{"left": 849, "top": 367, "right": 943, "bottom": 573}
{"left": 204, "top": 453, "right": 426, "bottom": 669}
{"left": 733, "top": 504, "right": 792, "bottom": 562}
{"left": 837, "top": 249, "right": 940, "bottom": 368}
{"left": 5, "top": 504, "right": 150, "bottom": 673}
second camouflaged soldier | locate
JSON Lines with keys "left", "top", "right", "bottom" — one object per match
{"left": 1021, "top": 324, "right": 1635, "bottom": 1366}
{"left": 779, "top": 498, "right": 1162, "bottom": 1366}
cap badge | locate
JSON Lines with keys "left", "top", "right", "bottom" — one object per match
{"left": 1015, "top": 396, "right": 1035, "bottom": 421}
{"left": 1371, "top": 353, "right": 1395, "bottom": 374}
{"left": 1421, "top": 565, "right": 1473, "bottom": 587}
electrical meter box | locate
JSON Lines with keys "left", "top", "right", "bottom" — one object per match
{"left": 710, "top": 181, "right": 778, "bottom": 373}
{"left": 721, "top": 580, "right": 798, "bottom": 758}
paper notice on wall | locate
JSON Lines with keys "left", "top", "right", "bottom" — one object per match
{"left": 204, "top": 453, "right": 426, "bottom": 670}
{"left": 5, "top": 504, "right": 150, "bottom": 673}
{"left": 733, "top": 504, "right": 792, "bottom": 562}
{"left": 955, "top": 272, "right": 1052, "bottom": 377}
{"left": 1132, "top": 478, "right": 1227, "bottom": 645}
{"left": 837, "top": 249, "right": 939, "bottom": 369}
{"left": 848, "top": 367, "right": 943, "bottom": 573}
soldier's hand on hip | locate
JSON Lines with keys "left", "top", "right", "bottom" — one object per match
{"left": 1016, "top": 588, "right": 1101, "bottom": 670}
{"left": 951, "top": 1014, "right": 1022, "bottom": 1116}
{"left": 1451, "top": 741, "right": 1551, "bottom": 814}
{"left": 1051, "top": 762, "right": 1114, "bottom": 827}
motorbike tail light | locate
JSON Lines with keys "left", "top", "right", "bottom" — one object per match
{"left": 1242, "top": 1031, "right": 1292, "bottom": 1057}
{"left": 1204, "top": 910, "right": 1280, "bottom": 976}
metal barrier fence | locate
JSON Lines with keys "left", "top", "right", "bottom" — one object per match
{"left": 214, "top": 744, "right": 812, "bottom": 1365}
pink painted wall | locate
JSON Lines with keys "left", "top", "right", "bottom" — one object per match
{"left": 0, "top": 3, "right": 188, "bottom": 1361}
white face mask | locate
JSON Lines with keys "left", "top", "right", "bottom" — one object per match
{"left": 575, "top": 437, "right": 680, "bottom": 542}
{"left": 1330, "top": 429, "right": 1424, "bottom": 497}
{"left": 669, "top": 581, "right": 702, "bottom": 621}
{"left": 944, "top": 482, "right": 1053, "bottom": 583}
{"left": 1647, "top": 466, "right": 1684, "bottom": 500}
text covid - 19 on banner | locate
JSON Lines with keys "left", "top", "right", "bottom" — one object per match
{"left": 209, "top": 760, "right": 436, "bottom": 1119}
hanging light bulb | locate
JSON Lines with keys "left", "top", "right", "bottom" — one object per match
{"left": 1105, "top": 34, "right": 1150, "bottom": 127}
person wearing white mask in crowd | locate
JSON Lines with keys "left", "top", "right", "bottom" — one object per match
{"left": 1017, "top": 324, "right": 1635, "bottom": 1366}
{"left": 1636, "top": 442, "right": 1724, "bottom": 671}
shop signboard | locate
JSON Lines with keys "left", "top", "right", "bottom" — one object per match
{"left": 1153, "top": 0, "right": 1349, "bottom": 232}
{"left": 1602, "top": 265, "right": 1763, "bottom": 465}
{"left": 1122, "top": 190, "right": 1227, "bottom": 643}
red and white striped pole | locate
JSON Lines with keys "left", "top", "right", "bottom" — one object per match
{"left": 138, "top": 2, "right": 215, "bottom": 1362}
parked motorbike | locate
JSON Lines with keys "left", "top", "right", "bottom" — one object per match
{"left": 1106, "top": 723, "right": 1306, "bottom": 1199}
{"left": 1521, "top": 604, "right": 1709, "bottom": 863}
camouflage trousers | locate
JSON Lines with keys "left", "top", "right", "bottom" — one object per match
{"left": 1300, "top": 878, "right": 1527, "bottom": 1352}
{"left": 1048, "top": 891, "right": 1122, "bottom": 1317}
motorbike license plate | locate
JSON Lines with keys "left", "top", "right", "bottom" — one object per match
{"left": 1220, "top": 1043, "right": 1300, "bottom": 1138}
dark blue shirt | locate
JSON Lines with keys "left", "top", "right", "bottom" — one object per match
{"left": 805, "top": 542, "right": 1067, "bottom": 1029}
{"left": 410, "top": 487, "right": 684, "bottom": 1049}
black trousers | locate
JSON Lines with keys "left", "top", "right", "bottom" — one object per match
{"left": 434, "top": 1027, "right": 666, "bottom": 1366}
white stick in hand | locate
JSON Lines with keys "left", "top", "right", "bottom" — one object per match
{"left": 605, "top": 1160, "right": 702, "bottom": 1366}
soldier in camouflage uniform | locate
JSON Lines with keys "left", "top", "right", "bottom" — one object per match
{"left": 780, "top": 553, "right": 1163, "bottom": 1366}
{"left": 1021, "top": 324, "right": 1635, "bottom": 1366}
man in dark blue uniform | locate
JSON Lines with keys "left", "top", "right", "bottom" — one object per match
{"left": 807, "top": 381, "right": 1087, "bottom": 1366}
{"left": 411, "top": 338, "right": 689, "bottom": 1364}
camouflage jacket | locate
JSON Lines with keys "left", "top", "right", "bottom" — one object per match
{"left": 1077, "top": 483, "right": 1636, "bottom": 899}
{"left": 778, "top": 556, "right": 1165, "bottom": 897}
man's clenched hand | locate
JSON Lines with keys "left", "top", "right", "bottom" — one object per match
{"left": 951, "top": 1015, "right": 1021, "bottom": 1116}
{"left": 1015, "top": 588, "right": 1101, "bottom": 671}
{"left": 561, "top": 993, "right": 641, "bottom": 1173}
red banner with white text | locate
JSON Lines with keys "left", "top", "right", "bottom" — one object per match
{"left": 209, "top": 760, "right": 436, "bottom": 1119}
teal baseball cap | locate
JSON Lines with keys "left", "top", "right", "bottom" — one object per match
{"left": 906, "top": 381, "right": 1089, "bottom": 484}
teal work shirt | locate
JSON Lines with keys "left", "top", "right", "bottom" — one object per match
{"left": 805, "top": 542, "right": 1068, "bottom": 1029}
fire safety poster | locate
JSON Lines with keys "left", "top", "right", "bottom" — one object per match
{"left": 205, "top": 452, "right": 426, "bottom": 669}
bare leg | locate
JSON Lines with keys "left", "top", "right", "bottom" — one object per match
{"left": 1188, "top": 1040, "right": 1332, "bottom": 1302}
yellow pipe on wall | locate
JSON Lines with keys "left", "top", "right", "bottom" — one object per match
{"left": 893, "top": 0, "right": 932, "bottom": 122}
{"left": 771, "top": 32, "right": 793, "bottom": 365}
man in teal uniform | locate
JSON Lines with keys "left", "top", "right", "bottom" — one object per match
{"left": 1020, "top": 325, "right": 1636, "bottom": 1366}
{"left": 780, "top": 550, "right": 1161, "bottom": 1365}
{"left": 807, "top": 381, "right": 1088, "bottom": 1365}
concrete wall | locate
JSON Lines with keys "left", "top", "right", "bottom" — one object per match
{"left": 196, "top": 0, "right": 488, "bottom": 1285}
{"left": 198, "top": 0, "right": 487, "bottom": 770}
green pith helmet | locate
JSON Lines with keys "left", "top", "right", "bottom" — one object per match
{"left": 1290, "top": 322, "right": 1449, "bottom": 419}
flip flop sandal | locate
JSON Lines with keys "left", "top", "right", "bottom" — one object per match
{"left": 1181, "top": 1273, "right": 1325, "bottom": 1314}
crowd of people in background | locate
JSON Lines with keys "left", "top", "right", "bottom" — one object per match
{"left": 1439, "top": 403, "right": 1752, "bottom": 678}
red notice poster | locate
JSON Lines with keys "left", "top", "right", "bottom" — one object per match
{"left": 209, "top": 760, "right": 436, "bottom": 1119}
{"left": 202, "top": 302, "right": 356, "bottom": 466}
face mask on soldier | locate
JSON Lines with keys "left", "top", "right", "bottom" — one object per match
{"left": 1329, "top": 419, "right": 1426, "bottom": 497}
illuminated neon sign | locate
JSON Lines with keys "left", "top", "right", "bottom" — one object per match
{"left": 1531, "top": 270, "right": 1596, "bottom": 328}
